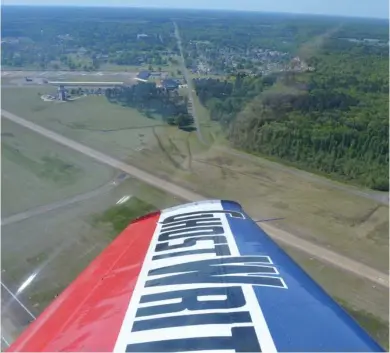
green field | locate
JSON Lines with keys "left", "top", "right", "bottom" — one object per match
{"left": 338, "top": 300, "right": 389, "bottom": 350}
{"left": 128, "top": 125, "right": 389, "bottom": 273}
{"left": 1, "top": 118, "right": 116, "bottom": 217}
{"left": 1, "top": 87, "right": 164, "bottom": 161}
{"left": 2, "top": 86, "right": 388, "bottom": 272}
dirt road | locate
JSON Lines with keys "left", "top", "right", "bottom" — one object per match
{"left": 173, "top": 22, "right": 207, "bottom": 145}
{"left": 2, "top": 109, "right": 388, "bottom": 288}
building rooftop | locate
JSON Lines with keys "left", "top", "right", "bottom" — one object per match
{"left": 162, "top": 78, "right": 179, "bottom": 89}
{"left": 137, "top": 70, "right": 151, "bottom": 80}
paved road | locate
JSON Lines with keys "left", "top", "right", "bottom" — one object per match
{"left": 1, "top": 175, "right": 128, "bottom": 227}
{"left": 1, "top": 109, "right": 388, "bottom": 288}
{"left": 1, "top": 84, "right": 48, "bottom": 89}
{"left": 173, "top": 22, "right": 207, "bottom": 145}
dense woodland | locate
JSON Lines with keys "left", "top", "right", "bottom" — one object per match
{"left": 194, "top": 22, "right": 389, "bottom": 190}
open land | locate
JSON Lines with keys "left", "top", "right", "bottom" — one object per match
{"left": 2, "top": 84, "right": 388, "bottom": 274}
{"left": 1, "top": 87, "right": 163, "bottom": 161}
{"left": 1, "top": 86, "right": 388, "bottom": 347}
{"left": 1, "top": 101, "right": 388, "bottom": 348}
{"left": 1, "top": 119, "right": 116, "bottom": 217}
{"left": 126, "top": 125, "right": 390, "bottom": 273}
{"left": 1, "top": 7, "right": 388, "bottom": 349}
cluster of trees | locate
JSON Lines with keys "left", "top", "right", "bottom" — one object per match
{"left": 105, "top": 83, "right": 193, "bottom": 128}
{"left": 1, "top": 6, "right": 179, "bottom": 70}
{"left": 193, "top": 30, "right": 388, "bottom": 190}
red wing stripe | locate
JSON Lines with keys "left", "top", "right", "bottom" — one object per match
{"left": 7, "top": 212, "right": 160, "bottom": 352}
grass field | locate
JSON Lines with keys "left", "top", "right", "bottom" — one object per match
{"left": 1, "top": 119, "right": 116, "bottom": 217}
{"left": 1, "top": 87, "right": 163, "bottom": 161}
{"left": 2, "top": 87, "right": 388, "bottom": 271}
{"left": 127, "top": 127, "right": 389, "bottom": 273}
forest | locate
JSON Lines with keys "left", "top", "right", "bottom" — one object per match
{"left": 1, "top": 6, "right": 179, "bottom": 70}
{"left": 194, "top": 24, "right": 389, "bottom": 190}
{"left": 105, "top": 83, "right": 194, "bottom": 128}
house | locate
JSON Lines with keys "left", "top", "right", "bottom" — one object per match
{"left": 136, "top": 70, "right": 151, "bottom": 82}
{"left": 161, "top": 78, "right": 179, "bottom": 90}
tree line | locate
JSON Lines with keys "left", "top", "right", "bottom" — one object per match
{"left": 193, "top": 39, "right": 388, "bottom": 191}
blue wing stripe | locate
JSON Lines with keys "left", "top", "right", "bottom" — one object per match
{"left": 221, "top": 200, "right": 384, "bottom": 352}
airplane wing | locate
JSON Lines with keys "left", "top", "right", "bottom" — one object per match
{"left": 6, "top": 200, "right": 384, "bottom": 352}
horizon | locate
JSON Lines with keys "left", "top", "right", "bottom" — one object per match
{"left": 1, "top": 0, "right": 389, "bottom": 20}
{"left": 2, "top": 4, "right": 389, "bottom": 21}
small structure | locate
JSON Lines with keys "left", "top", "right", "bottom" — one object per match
{"left": 161, "top": 78, "right": 179, "bottom": 91}
{"left": 137, "top": 33, "right": 148, "bottom": 40}
{"left": 57, "top": 85, "right": 66, "bottom": 101}
{"left": 135, "top": 71, "right": 151, "bottom": 82}
{"left": 150, "top": 71, "right": 162, "bottom": 77}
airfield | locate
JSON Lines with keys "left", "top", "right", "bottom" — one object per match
{"left": 1, "top": 71, "right": 389, "bottom": 348}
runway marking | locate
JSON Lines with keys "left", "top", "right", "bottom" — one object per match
{"left": 1, "top": 282, "right": 36, "bottom": 320}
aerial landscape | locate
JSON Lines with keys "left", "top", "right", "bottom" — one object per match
{"left": 1, "top": 3, "right": 389, "bottom": 351}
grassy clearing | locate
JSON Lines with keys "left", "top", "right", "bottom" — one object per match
{"left": 92, "top": 197, "right": 156, "bottom": 236}
{"left": 2, "top": 142, "right": 83, "bottom": 184}
{"left": 129, "top": 135, "right": 389, "bottom": 272}
{"left": 192, "top": 91, "right": 225, "bottom": 145}
{"left": 100, "top": 64, "right": 147, "bottom": 71}
{"left": 337, "top": 299, "right": 389, "bottom": 350}
{"left": 1, "top": 118, "right": 115, "bottom": 217}
{"left": 179, "top": 86, "right": 224, "bottom": 145}
{"left": 1, "top": 87, "right": 162, "bottom": 160}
